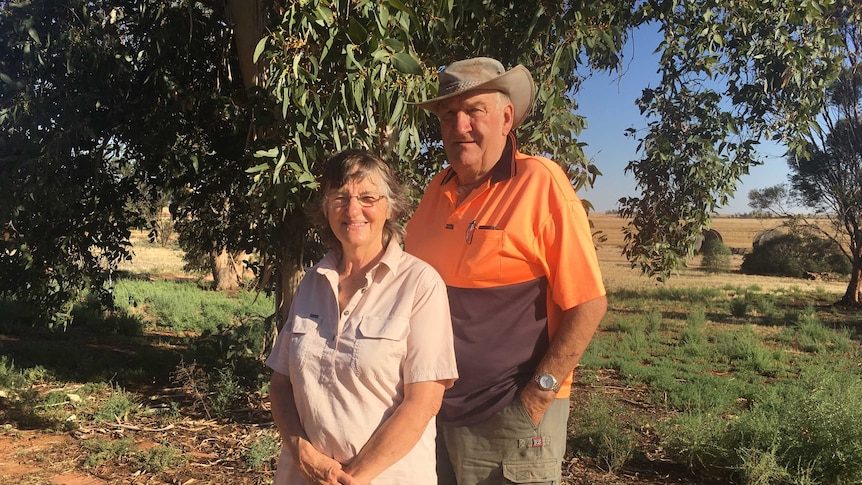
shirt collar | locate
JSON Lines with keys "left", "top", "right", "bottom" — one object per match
{"left": 316, "top": 241, "right": 403, "bottom": 278}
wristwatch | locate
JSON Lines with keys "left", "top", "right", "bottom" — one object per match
{"left": 533, "top": 373, "right": 560, "bottom": 393}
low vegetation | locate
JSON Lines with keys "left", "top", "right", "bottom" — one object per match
{"left": 741, "top": 232, "right": 851, "bottom": 279}
{"left": 2, "top": 227, "right": 861, "bottom": 484}
{"left": 574, "top": 284, "right": 862, "bottom": 483}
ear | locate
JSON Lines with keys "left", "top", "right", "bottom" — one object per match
{"left": 502, "top": 102, "right": 515, "bottom": 134}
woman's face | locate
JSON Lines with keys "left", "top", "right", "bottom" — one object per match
{"left": 326, "top": 173, "right": 390, "bottom": 254}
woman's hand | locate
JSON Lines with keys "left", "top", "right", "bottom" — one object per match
{"left": 294, "top": 439, "right": 360, "bottom": 484}
{"left": 270, "top": 371, "right": 361, "bottom": 484}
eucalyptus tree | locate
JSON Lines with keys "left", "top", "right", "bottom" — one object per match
{"left": 249, "top": 0, "right": 635, "bottom": 322}
{"left": 621, "top": 0, "right": 859, "bottom": 280}
{"left": 754, "top": 62, "right": 862, "bottom": 304}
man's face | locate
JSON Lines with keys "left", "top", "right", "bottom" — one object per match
{"left": 437, "top": 90, "right": 514, "bottom": 184}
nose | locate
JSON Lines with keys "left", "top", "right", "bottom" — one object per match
{"left": 453, "top": 111, "right": 472, "bottom": 133}
{"left": 346, "top": 197, "right": 364, "bottom": 215}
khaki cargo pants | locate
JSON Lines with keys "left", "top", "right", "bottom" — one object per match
{"left": 437, "top": 398, "right": 569, "bottom": 485}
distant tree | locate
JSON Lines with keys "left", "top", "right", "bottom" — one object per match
{"left": 740, "top": 229, "right": 852, "bottom": 279}
{"left": 745, "top": 13, "right": 862, "bottom": 304}
{"left": 620, "top": 1, "right": 859, "bottom": 281}
{"left": 700, "top": 238, "right": 731, "bottom": 273}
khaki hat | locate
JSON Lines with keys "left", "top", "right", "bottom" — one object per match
{"left": 413, "top": 57, "right": 535, "bottom": 128}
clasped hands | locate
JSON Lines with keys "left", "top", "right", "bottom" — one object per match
{"left": 295, "top": 440, "right": 363, "bottom": 485}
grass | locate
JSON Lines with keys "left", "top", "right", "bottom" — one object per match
{"left": 576, "top": 282, "right": 862, "bottom": 483}
{"left": 2, "top": 219, "right": 862, "bottom": 483}
{"left": 112, "top": 279, "right": 274, "bottom": 333}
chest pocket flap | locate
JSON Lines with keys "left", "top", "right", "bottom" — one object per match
{"left": 358, "top": 315, "right": 410, "bottom": 340}
{"left": 287, "top": 315, "right": 318, "bottom": 334}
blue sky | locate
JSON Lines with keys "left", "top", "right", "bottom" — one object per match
{"left": 574, "top": 26, "right": 792, "bottom": 215}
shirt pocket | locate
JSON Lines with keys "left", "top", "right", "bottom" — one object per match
{"left": 458, "top": 227, "right": 504, "bottom": 281}
{"left": 285, "top": 315, "right": 325, "bottom": 375}
{"left": 352, "top": 315, "right": 409, "bottom": 381}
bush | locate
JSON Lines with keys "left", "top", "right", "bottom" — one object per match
{"left": 741, "top": 232, "right": 851, "bottom": 278}
{"left": 701, "top": 238, "right": 732, "bottom": 273}
{"left": 568, "top": 394, "right": 640, "bottom": 472}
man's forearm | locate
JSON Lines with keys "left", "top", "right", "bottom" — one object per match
{"left": 520, "top": 295, "right": 607, "bottom": 424}
{"left": 538, "top": 295, "right": 607, "bottom": 381}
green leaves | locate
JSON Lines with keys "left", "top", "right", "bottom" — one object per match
{"left": 390, "top": 52, "right": 422, "bottom": 74}
{"left": 252, "top": 37, "right": 267, "bottom": 63}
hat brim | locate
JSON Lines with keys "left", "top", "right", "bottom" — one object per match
{"left": 411, "top": 65, "right": 535, "bottom": 129}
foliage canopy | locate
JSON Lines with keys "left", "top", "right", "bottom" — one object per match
{"left": 2, "top": 0, "right": 860, "bottom": 323}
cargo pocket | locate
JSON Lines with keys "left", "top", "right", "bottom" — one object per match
{"left": 502, "top": 458, "right": 557, "bottom": 484}
{"left": 352, "top": 315, "right": 409, "bottom": 380}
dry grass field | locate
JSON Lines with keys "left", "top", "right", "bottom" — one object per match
{"left": 119, "top": 216, "right": 850, "bottom": 297}
{"left": 590, "top": 212, "right": 849, "bottom": 295}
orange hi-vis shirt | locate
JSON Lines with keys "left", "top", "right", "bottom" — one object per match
{"left": 405, "top": 134, "right": 606, "bottom": 426}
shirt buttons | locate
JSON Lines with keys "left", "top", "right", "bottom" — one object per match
{"left": 343, "top": 310, "right": 350, "bottom": 316}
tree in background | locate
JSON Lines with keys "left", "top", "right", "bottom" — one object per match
{"left": 0, "top": 1, "right": 151, "bottom": 326}
{"left": 621, "top": 1, "right": 859, "bottom": 281}
{"left": 247, "top": 0, "right": 635, "bottom": 325}
{"left": 748, "top": 12, "right": 862, "bottom": 304}
{"left": 0, "top": 1, "right": 266, "bottom": 320}
{"left": 2, "top": 0, "right": 860, "bottom": 324}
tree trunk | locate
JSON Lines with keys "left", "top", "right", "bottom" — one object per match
{"left": 227, "top": 0, "right": 264, "bottom": 89}
{"left": 842, "top": 262, "right": 862, "bottom": 305}
{"left": 275, "top": 261, "right": 305, "bottom": 332}
{"left": 210, "top": 247, "right": 241, "bottom": 290}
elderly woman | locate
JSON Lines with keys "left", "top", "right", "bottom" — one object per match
{"left": 266, "top": 149, "right": 458, "bottom": 485}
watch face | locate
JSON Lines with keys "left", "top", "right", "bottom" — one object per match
{"left": 539, "top": 375, "right": 555, "bottom": 390}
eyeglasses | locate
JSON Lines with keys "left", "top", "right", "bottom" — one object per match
{"left": 326, "top": 194, "right": 386, "bottom": 208}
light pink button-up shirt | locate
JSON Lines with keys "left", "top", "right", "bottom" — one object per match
{"left": 267, "top": 242, "right": 458, "bottom": 484}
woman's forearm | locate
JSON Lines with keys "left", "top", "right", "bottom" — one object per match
{"left": 343, "top": 381, "right": 447, "bottom": 483}
{"left": 270, "top": 371, "right": 350, "bottom": 484}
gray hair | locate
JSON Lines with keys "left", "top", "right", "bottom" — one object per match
{"left": 308, "top": 149, "right": 410, "bottom": 250}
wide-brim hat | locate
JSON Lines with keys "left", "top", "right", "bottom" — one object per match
{"left": 412, "top": 57, "right": 535, "bottom": 129}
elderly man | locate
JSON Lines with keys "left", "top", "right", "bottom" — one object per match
{"left": 405, "top": 57, "right": 607, "bottom": 484}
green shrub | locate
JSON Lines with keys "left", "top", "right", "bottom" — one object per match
{"left": 568, "top": 394, "right": 640, "bottom": 473}
{"left": 136, "top": 444, "right": 187, "bottom": 473}
{"left": 730, "top": 297, "right": 749, "bottom": 318}
{"left": 660, "top": 411, "right": 730, "bottom": 472}
{"left": 678, "top": 312, "right": 709, "bottom": 357}
{"left": 644, "top": 308, "right": 664, "bottom": 333}
{"left": 244, "top": 431, "right": 280, "bottom": 470}
{"left": 777, "top": 369, "right": 862, "bottom": 483}
{"left": 93, "top": 386, "right": 138, "bottom": 423}
{"left": 713, "top": 326, "right": 779, "bottom": 375}
{"left": 716, "top": 367, "right": 862, "bottom": 484}
{"left": 83, "top": 438, "right": 136, "bottom": 468}
{"left": 701, "top": 238, "right": 732, "bottom": 273}
{"left": 736, "top": 447, "right": 792, "bottom": 485}
{"left": 0, "top": 356, "right": 29, "bottom": 390}
{"left": 741, "top": 232, "right": 851, "bottom": 278}
{"left": 70, "top": 293, "right": 144, "bottom": 336}
{"left": 207, "top": 365, "right": 244, "bottom": 420}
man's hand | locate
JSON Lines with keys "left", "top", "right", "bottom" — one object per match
{"left": 518, "top": 381, "right": 557, "bottom": 426}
